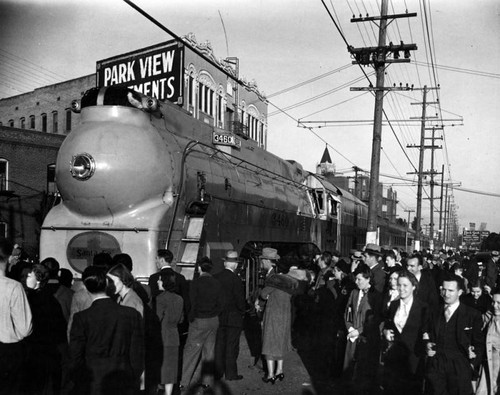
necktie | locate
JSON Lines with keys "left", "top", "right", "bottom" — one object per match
{"left": 444, "top": 306, "right": 452, "bottom": 322}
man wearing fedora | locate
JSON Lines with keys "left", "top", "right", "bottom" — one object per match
{"left": 260, "top": 248, "right": 280, "bottom": 279}
{"left": 213, "top": 251, "right": 246, "bottom": 381}
{"left": 350, "top": 250, "right": 363, "bottom": 273}
{"left": 363, "top": 243, "right": 386, "bottom": 293}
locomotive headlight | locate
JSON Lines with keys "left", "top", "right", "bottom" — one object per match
{"left": 70, "top": 153, "right": 96, "bottom": 181}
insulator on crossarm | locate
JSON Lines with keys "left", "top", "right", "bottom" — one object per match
{"left": 404, "top": 50, "right": 411, "bottom": 58}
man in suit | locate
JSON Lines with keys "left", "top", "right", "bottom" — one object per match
{"left": 149, "top": 249, "right": 188, "bottom": 308}
{"left": 484, "top": 250, "right": 500, "bottom": 293}
{"left": 180, "top": 257, "right": 224, "bottom": 390}
{"left": 425, "top": 273, "right": 484, "bottom": 395}
{"left": 407, "top": 254, "right": 439, "bottom": 313}
{"left": 69, "top": 266, "right": 144, "bottom": 395}
{"left": 214, "top": 250, "right": 246, "bottom": 381}
{"left": 363, "top": 243, "right": 386, "bottom": 293}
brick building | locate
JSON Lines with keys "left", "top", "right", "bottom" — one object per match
{"left": 0, "top": 127, "right": 64, "bottom": 256}
{"left": 0, "top": 34, "right": 268, "bottom": 256}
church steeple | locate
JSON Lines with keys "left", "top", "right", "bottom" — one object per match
{"left": 316, "top": 146, "right": 335, "bottom": 175}
{"left": 320, "top": 147, "right": 332, "bottom": 164}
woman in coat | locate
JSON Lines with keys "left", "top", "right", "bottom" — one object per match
{"left": 257, "top": 262, "right": 298, "bottom": 384}
{"left": 156, "top": 271, "right": 183, "bottom": 395}
{"left": 476, "top": 289, "right": 500, "bottom": 395}
{"left": 343, "top": 264, "right": 383, "bottom": 394}
{"left": 107, "top": 263, "right": 144, "bottom": 317}
{"left": 382, "top": 270, "right": 429, "bottom": 395}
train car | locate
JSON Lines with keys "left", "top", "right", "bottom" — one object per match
{"left": 40, "top": 86, "right": 343, "bottom": 287}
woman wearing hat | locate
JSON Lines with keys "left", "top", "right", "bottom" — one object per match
{"left": 256, "top": 248, "right": 296, "bottom": 384}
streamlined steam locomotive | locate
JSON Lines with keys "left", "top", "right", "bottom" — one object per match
{"left": 40, "top": 86, "right": 411, "bottom": 293}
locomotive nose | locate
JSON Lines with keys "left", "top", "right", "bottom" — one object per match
{"left": 56, "top": 104, "right": 172, "bottom": 218}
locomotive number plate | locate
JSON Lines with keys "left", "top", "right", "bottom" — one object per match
{"left": 212, "top": 132, "right": 241, "bottom": 148}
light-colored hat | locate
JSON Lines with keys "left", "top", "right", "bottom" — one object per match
{"left": 260, "top": 247, "right": 280, "bottom": 260}
{"left": 351, "top": 251, "right": 363, "bottom": 260}
{"left": 364, "top": 243, "right": 382, "bottom": 256}
{"left": 223, "top": 250, "right": 241, "bottom": 263}
{"left": 492, "top": 251, "right": 500, "bottom": 257}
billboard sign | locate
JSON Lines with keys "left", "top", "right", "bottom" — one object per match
{"left": 96, "top": 40, "right": 184, "bottom": 103}
{"left": 462, "top": 230, "right": 490, "bottom": 243}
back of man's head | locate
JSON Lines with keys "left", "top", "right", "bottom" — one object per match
{"left": 157, "top": 249, "right": 173, "bottom": 264}
{"left": 112, "top": 253, "right": 133, "bottom": 272}
{"left": 0, "top": 237, "right": 13, "bottom": 264}
{"left": 92, "top": 252, "right": 113, "bottom": 270}
{"left": 41, "top": 257, "right": 60, "bottom": 279}
{"left": 198, "top": 256, "right": 213, "bottom": 273}
{"left": 82, "top": 266, "right": 107, "bottom": 294}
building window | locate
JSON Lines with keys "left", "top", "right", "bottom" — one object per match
{"left": 197, "top": 72, "right": 216, "bottom": 119}
{"left": 47, "top": 164, "right": 57, "bottom": 194}
{"left": 8, "top": 119, "right": 14, "bottom": 127}
{"left": 52, "top": 111, "right": 58, "bottom": 133}
{"left": 20, "top": 117, "right": 25, "bottom": 129}
{"left": 0, "top": 158, "right": 8, "bottom": 191}
{"left": 188, "top": 74, "right": 195, "bottom": 110}
{"left": 217, "top": 94, "right": 223, "bottom": 127}
{"left": 0, "top": 222, "right": 7, "bottom": 238}
{"left": 29, "top": 115, "right": 35, "bottom": 129}
{"left": 65, "top": 108, "right": 71, "bottom": 132}
{"left": 41, "top": 113, "right": 47, "bottom": 132}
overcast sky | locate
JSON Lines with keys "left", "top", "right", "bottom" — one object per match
{"left": 1, "top": 0, "right": 499, "bottom": 236}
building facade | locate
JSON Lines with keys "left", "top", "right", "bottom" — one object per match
{"left": 0, "top": 34, "right": 268, "bottom": 257}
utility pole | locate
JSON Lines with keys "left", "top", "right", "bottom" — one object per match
{"left": 406, "top": 86, "right": 439, "bottom": 250}
{"left": 443, "top": 184, "right": 449, "bottom": 248}
{"left": 425, "top": 126, "right": 442, "bottom": 250}
{"left": 404, "top": 208, "right": 415, "bottom": 252}
{"left": 349, "top": 0, "right": 417, "bottom": 245}
{"left": 438, "top": 164, "right": 444, "bottom": 245}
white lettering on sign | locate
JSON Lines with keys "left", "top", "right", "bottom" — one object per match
{"left": 139, "top": 50, "right": 176, "bottom": 79}
{"left": 103, "top": 60, "right": 136, "bottom": 86}
{"left": 128, "top": 76, "right": 175, "bottom": 100}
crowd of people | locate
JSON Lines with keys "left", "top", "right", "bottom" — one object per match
{"left": 292, "top": 245, "right": 500, "bottom": 395}
{"left": 1, "top": 235, "right": 500, "bottom": 395}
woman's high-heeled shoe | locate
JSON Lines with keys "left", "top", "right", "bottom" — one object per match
{"left": 275, "top": 373, "right": 284, "bottom": 381}
{"left": 262, "top": 376, "right": 276, "bottom": 384}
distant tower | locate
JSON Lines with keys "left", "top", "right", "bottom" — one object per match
{"left": 316, "top": 146, "right": 336, "bottom": 175}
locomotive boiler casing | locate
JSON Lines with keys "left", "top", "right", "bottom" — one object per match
{"left": 41, "top": 105, "right": 179, "bottom": 278}
{"left": 41, "top": 87, "right": 338, "bottom": 281}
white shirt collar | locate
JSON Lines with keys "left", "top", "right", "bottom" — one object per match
{"left": 445, "top": 300, "right": 460, "bottom": 316}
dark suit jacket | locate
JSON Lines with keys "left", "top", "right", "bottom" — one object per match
{"left": 69, "top": 298, "right": 144, "bottom": 395}
{"left": 370, "top": 264, "right": 386, "bottom": 294}
{"left": 213, "top": 269, "right": 246, "bottom": 327}
{"left": 384, "top": 298, "right": 429, "bottom": 374}
{"left": 485, "top": 258, "right": 498, "bottom": 290}
{"left": 415, "top": 270, "right": 439, "bottom": 313}
{"left": 426, "top": 303, "right": 484, "bottom": 370}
